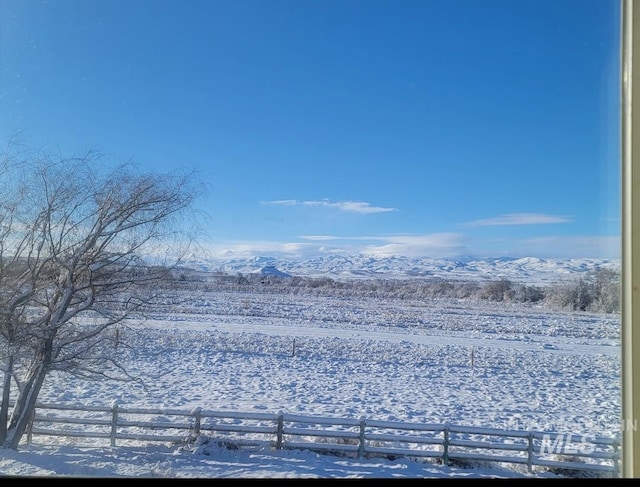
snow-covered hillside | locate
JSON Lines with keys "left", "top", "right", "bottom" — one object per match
{"left": 180, "top": 254, "right": 619, "bottom": 285}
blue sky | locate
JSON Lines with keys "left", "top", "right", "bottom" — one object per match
{"left": 0, "top": 0, "right": 621, "bottom": 260}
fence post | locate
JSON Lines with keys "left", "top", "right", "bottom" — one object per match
{"left": 191, "top": 407, "right": 202, "bottom": 439}
{"left": 358, "top": 416, "right": 366, "bottom": 458}
{"left": 110, "top": 400, "right": 119, "bottom": 447}
{"left": 527, "top": 433, "right": 534, "bottom": 473}
{"left": 276, "top": 410, "right": 284, "bottom": 450}
{"left": 26, "top": 407, "right": 35, "bottom": 445}
{"left": 442, "top": 424, "right": 450, "bottom": 466}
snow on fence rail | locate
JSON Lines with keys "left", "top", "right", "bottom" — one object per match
{"left": 17, "top": 400, "right": 620, "bottom": 477}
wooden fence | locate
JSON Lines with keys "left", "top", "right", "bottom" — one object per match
{"left": 20, "top": 400, "right": 620, "bottom": 478}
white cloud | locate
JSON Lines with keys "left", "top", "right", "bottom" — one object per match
{"left": 298, "top": 235, "right": 381, "bottom": 242}
{"left": 361, "top": 233, "right": 469, "bottom": 258}
{"left": 198, "top": 233, "right": 469, "bottom": 260}
{"left": 465, "top": 213, "right": 573, "bottom": 227}
{"left": 263, "top": 199, "right": 298, "bottom": 206}
{"left": 198, "top": 240, "right": 320, "bottom": 260}
{"left": 262, "top": 199, "right": 397, "bottom": 214}
{"left": 298, "top": 235, "right": 337, "bottom": 241}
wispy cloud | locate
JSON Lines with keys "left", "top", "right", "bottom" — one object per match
{"left": 196, "top": 233, "right": 467, "bottom": 260}
{"left": 297, "top": 233, "right": 469, "bottom": 258}
{"left": 298, "top": 235, "right": 384, "bottom": 242}
{"left": 298, "top": 235, "right": 338, "bottom": 241}
{"left": 465, "top": 213, "right": 573, "bottom": 227}
{"left": 196, "top": 240, "right": 325, "bottom": 260}
{"left": 262, "top": 199, "right": 397, "bottom": 214}
{"left": 360, "top": 233, "right": 469, "bottom": 258}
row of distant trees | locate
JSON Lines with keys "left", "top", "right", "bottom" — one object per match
{"left": 174, "top": 267, "right": 621, "bottom": 314}
{"left": 473, "top": 267, "right": 620, "bottom": 313}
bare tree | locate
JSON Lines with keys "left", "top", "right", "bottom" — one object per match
{"left": 543, "top": 268, "right": 620, "bottom": 314}
{"left": 479, "top": 279, "right": 514, "bottom": 302}
{"left": 589, "top": 267, "right": 620, "bottom": 314}
{"left": 0, "top": 148, "right": 202, "bottom": 449}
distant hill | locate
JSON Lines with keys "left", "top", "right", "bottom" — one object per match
{"left": 178, "top": 253, "right": 620, "bottom": 285}
{"left": 255, "top": 265, "right": 292, "bottom": 278}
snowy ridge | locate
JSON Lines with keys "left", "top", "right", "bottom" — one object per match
{"left": 180, "top": 254, "right": 619, "bottom": 285}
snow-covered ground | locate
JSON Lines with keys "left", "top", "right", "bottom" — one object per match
{"left": 0, "top": 287, "right": 621, "bottom": 478}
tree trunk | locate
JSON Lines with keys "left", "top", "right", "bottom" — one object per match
{"left": 0, "top": 354, "right": 13, "bottom": 443}
{"left": 2, "top": 337, "right": 53, "bottom": 450}
{"left": 2, "top": 361, "right": 48, "bottom": 450}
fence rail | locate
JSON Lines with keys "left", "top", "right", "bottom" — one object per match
{"left": 15, "top": 400, "right": 620, "bottom": 477}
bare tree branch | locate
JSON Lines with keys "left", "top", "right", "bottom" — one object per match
{"left": 0, "top": 146, "right": 203, "bottom": 449}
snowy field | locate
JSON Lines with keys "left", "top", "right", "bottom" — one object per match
{"left": 1, "top": 286, "right": 622, "bottom": 478}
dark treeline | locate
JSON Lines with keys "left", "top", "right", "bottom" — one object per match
{"left": 164, "top": 267, "right": 620, "bottom": 315}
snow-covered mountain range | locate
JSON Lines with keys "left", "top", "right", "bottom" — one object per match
{"left": 179, "top": 254, "right": 620, "bottom": 285}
